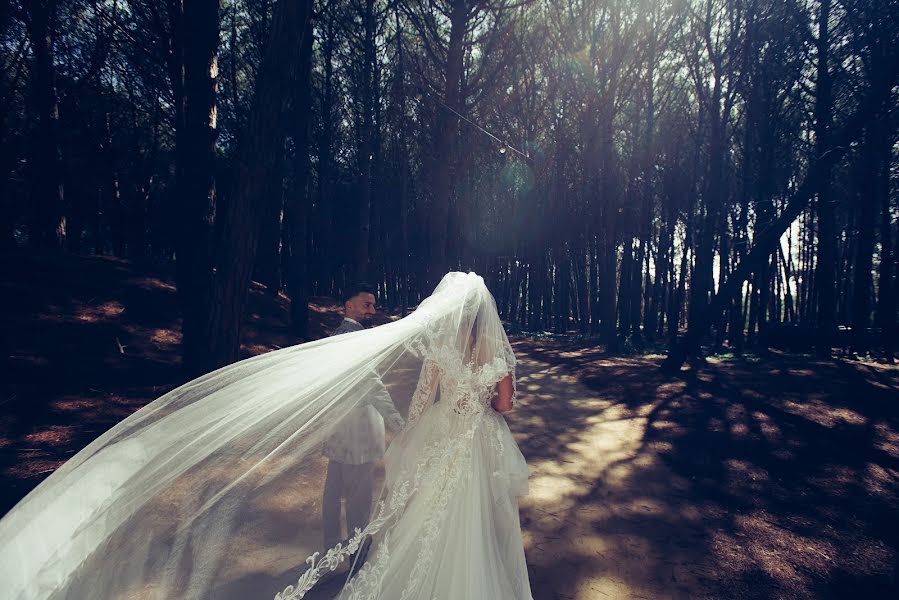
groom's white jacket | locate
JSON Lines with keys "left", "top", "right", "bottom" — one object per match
{"left": 323, "top": 317, "right": 405, "bottom": 464}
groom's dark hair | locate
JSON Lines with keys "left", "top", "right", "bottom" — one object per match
{"left": 342, "top": 282, "right": 377, "bottom": 304}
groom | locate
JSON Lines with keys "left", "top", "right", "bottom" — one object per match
{"left": 322, "top": 283, "right": 405, "bottom": 550}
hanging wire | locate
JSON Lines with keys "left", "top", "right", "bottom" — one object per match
{"left": 423, "top": 94, "right": 531, "bottom": 162}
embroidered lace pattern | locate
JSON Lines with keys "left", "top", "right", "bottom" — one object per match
{"left": 407, "top": 359, "right": 439, "bottom": 427}
{"left": 276, "top": 331, "right": 515, "bottom": 600}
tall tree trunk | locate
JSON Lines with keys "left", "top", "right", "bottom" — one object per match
{"left": 851, "top": 125, "right": 878, "bottom": 352}
{"left": 715, "top": 223, "right": 729, "bottom": 349}
{"left": 813, "top": 0, "right": 836, "bottom": 357}
{"left": 0, "top": 23, "right": 23, "bottom": 250}
{"left": 315, "top": 14, "right": 338, "bottom": 295}
{"left": 640, "top": 39, "right": 658, "bottom": 342}
{"left": 596, "top": 102, "right": 619, "bottom": 346}
{"left": 875, "top": 104, "right": 895, "bottom": 361}
{"left": 575, "top": 240, "right": 589, "bottom": 334}
{"left": 729, "top": 201, "right": 749, "bottom": 349}
{"left": 872, "top": 60, "right": 896, "bottom": 362}
{"left": 647, "top": 225, "right": 663, "bottom": 341}
{"left": 556, "top": 244, "right": 570, "bottom": 333}
{"left": 394, "top": 9, "right": 411, "bottom": 315}
{"left": 670, "top": 200, "right": 693, "bottom": 342}
{"left": 175, "top": 0, "right": 219, "bottom": 375}
{"left": 427, "top": 0, "right": 466, "bottom": 287}
{"left": 354, "top": 0, "right": 378, "bottom": 281}
{"left": 255, "top": 154, "right": 284, "bottom": 295}
{"left": 753, "top": 98, "right": 777, "bottom": 342}
{"left": 779, "top": 246, "right": 796, "bottom": 323}
{"left": 26, "top": 0, "right": 65, "bottom": 248}
{"left": 838, "top": 213, "right": 855, "bottom": 324}
{"left": 285, "top": 0, "right": 315, "bottom": 339}
{"left": 589, "top": 236, "right": 599, "bottom": 335}
{"left": 803, "top": 209, "right": 817, "bottom": 321}
{"left": 618, "top": 239, "right": 633, "bottom": 338}
{"left": 688, "top": 101, "right": 724, "bottom": 355}
{"left": 98, "top": 107, "right": 123, "bottom": 255}
{"left": 598, "top": 240, "right": 618, "bottom": 345}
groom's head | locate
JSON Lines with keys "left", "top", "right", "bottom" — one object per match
{"left": 342, "top": 283, "right": 378, "bottom": 324}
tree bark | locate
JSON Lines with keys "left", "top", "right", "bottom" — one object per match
{"left": 174, "top": 0, "right": 219, "bottom": 376}
{"left": 185, "top": 0, "right": 313, "bottom": 372}
{"left": 851, "top": 125, "right": 877, "bottom": 352}
{"left": 353, "top": 0, "right": 378, "bottom": 281}
{"left": 25, "top": 0, "right": 65, "bottom": 248}
{"left": 875, "top": 105, "right": 895, "bottom": 360}
{"left": 813, "top": 0, "right": 836, "bottom": 357}
{"left": 427, "top": 0, "right": 467, "bottom": 287}
{"left": 872, "top": 59, "right": 896, "bottom": 361}
{"left": 285, "top": 0, "right": 316, "bottom": 338}
{"left": 255, "top": 153, "right": 284, "bottom": 295}
{"left": 285, "top": 173, "right": 310, "bottom": 339}
{"left": 315, "top": 11, "right": 338, "bottom": 295}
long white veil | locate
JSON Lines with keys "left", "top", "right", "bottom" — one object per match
{"left": 0, "top": 272, "right": 516, "bottom": 600}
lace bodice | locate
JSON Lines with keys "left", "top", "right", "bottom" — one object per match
{"left": 405, "top": 343, "right": 513, "bottom": 424}
{"left": 435, "top": 346, "right": 511, "bottom": 416}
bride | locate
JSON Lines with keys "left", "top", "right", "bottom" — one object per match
{"left": 0, "top": 272, "right": 532, "bottom": 600}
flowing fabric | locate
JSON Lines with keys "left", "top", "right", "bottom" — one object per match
{"left": 0, "top": 272, "right": 532, "bottom": 600}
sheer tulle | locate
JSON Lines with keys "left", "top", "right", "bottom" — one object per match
{"left": 337, "top": 402, "right": 531, "bottom": 600}
{"left": 0, "top": 272, "right": 531, "bottom": 600}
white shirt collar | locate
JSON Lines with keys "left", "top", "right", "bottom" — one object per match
{"left": 343, "top": 317, "right": 362, "bottom": 327}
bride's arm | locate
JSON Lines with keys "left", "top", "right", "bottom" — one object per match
{"left": 491, "top": 373, "right": 515, "bottom": 413}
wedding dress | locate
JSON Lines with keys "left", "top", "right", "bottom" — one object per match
{"left": 336, "top": 357, "right": 532, "bottom": 600}
{"left": 0, "top": 272, "right": 532, "bottom": 600}
{"left": 280, "top": 291, "right": 533, "bottom": 599}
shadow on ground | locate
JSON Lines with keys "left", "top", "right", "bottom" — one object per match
{"left": 508, "top": 339, "right": 899, "bottom": 599}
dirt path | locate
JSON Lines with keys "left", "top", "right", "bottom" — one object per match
{"left": 511, "top": 348, "right": 701, "bottom": 600}
{"left": 508, "top": 340, "right": 899, "bottom": 599}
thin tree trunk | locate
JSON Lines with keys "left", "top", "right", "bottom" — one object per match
{"left": 394, "top": 9, "right": 411, "bottom": 315}
{"left": 354, "top": 0, "right": 377, "bottom": 281}
{"left": 689, "top": 104, "right": 724, "bottom": 352}
{"left": 0, "top": 31, "right": 25, "bottom": 250}
{"left": 589, "top": 236, "right": 600, "bottom": 335}
{"left": 670, "top": 198, "right": 693, "bottom": 342}
{"left": 101, "top": 110, "right": 123, "bottom": 256}
{"left": 285, "top": 0, "right": 315, "bottom": 339}
{"left": 852, "top": 125, "right": 878, "bottom": 352}
{"left": 814, "top": 0, "right": 836, "bottom": 357}
{"left": 618, "top": 239, "right": 633, "bottom": 338}
{"left": 315, "top": 10, "right": 338, "bottom": 296}
{"left": 874, "top": 93, "right": 895, "bottom": 362}
{"left": 255, "top": 154, "right": 284, "bottom": 295}
{"left": 779, "top": 246, "right": 796, "bottom": 323}
{"left": 575, "top": 242, "right": 589, "bottom": 334}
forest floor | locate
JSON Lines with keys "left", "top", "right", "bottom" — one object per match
{"left": 2, "top": 252, "right": 898, "bottom": 599}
